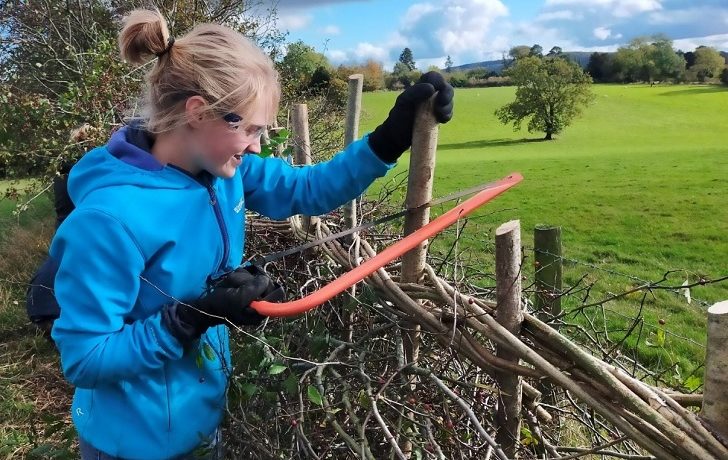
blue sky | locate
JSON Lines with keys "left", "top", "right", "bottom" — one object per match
{"left": 260, "top": 0, "right": 728, "bottom": 69}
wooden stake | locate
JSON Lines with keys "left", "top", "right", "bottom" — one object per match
{"left": 343, "top": 75, "right": 364, "bottom": 349}
{"left": 401, "top": 96, "right": 438, "bottom": 365}
{"left": 534, "top": 225, "right": 562, "bottom": 321}
{"left": 400, "top": 95, "right": 438, "bottom": 459}
{"left": 701, "top": 300, "right": 728, "bottom": 441}
{"left": 291, "top": 104, "right": 317, "bottom": 232}
{"left": 343, "top": 74, "right": 364, "bottom": 244}
{"left": 495, "top": 220, "right": 523, "bottom": 458}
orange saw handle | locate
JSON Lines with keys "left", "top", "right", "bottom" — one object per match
{"left": 251, "top": 172, "right": 523, "bottom": 317}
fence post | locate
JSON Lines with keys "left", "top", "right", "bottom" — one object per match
{"left": 701, "top": 301, "right": 728, "bottom": 441}
{"left": 398, "top": 95, "right": 438, "bottom": 458}
{"left": 401, "top": 96, "right": 438, "bottom": 364}
{"left": 495, "top": 220, "right": 523, "bottom": 458}
{"left": 534, "top": 225, "right": 562, "bottom": 322}
{"left": 343, "top": 74, "right": 364, "bottom": 244}
{"left": 291, "top": 104, "right": 317, "bottom": 232}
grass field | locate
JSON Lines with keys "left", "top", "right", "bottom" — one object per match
{"left": 361, "top": 84, "right": 728, "bottom": 381}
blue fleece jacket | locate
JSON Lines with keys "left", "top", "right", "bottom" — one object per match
{"left": 50, "top": 125, "right": 393, "bottom": 459}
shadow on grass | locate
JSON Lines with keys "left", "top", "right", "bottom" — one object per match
{"left": 658, "top": 85, "right": 728, "bottom": 97}
{"left": 438, "top": 137, "right": 548, "bottom": 151}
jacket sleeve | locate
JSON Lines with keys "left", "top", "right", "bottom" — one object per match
{"left": 241, "top": 136, "right": 394, "bottom": 220}
{"left": 50, "top": 209, "right": 183, "bottom": 388}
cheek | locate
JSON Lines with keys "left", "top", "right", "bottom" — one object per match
{"left": 198, "top": 129, "right": 243, "bottom": 162}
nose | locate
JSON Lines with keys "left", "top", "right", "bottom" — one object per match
{"left": 246, "top": 136, "right": 262, "bottom": 154}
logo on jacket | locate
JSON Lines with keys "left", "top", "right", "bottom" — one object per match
{"left": 234, "top": 196, "right": 244, "bottom": 213}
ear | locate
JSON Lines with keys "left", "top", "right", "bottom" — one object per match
{"left": 185, "top": 96, "right": 209, "bottom": 129}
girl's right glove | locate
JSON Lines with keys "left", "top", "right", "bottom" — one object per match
{"left": 367, "top": 71, "right": 454, "bottom": 163}
{"left": 163, "top": 265, "right": 285, "bottom": 344}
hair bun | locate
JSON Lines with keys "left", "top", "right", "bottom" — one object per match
{"left": 119, "top": 9, "right": 171, "bottom": 65}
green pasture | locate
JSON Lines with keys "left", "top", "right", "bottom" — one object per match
{"left": 362, "top": 84, "right": 728, "bottom": 382}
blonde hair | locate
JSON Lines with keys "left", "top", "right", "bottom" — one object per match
{"left": 119, "top": 9, "right": 280, "bottom": 133}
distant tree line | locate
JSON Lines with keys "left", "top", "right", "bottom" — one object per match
{"left": 283, "top": 36, "right": 728, "bottom": 99}
{"left": 587, "top": 37, "right": 728, "bottom": 84}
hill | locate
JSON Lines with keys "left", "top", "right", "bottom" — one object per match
{"left": 451, "top": 51, "right": 594, "bottom": 74}
{"left": 453, "top": 49, "right": 728, "bottom": 74}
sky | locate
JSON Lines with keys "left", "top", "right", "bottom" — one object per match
{"left": 258, "top": 0, "right": 728, "bottom": 69}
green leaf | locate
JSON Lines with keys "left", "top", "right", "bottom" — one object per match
{"left": 277, "top": 128, "right": 290, "bottom": 139}
{"left": 656, "top": 328, "right": 666, "bottom": 348}
{"left": 683, "top": 375, "right": 702, "bottom": 392}
{"left": 258, "top": 144, "right": 273, "bottom": 158}
{"left": 357, "top": 389, "right": 372, "bottom": 409}
{"left": 241, "top": 382, "right": 259, "bottom": 398}
{"left": 307, "top": 385, "right": 323, "bottom": 406}
{"left": 521, "top": 425, "right": 537, "bottom": 446}
{"left": 283, "top": 373, "right": 299, "bottom": 396}
{"left": 268, "top": 364, "right": 287, "bottom": 375}
{"left": 195, "top": 354, "right": 203, "bottom": 369}
{"left": 202, "top": 342, "right": 216, "bottom": 361}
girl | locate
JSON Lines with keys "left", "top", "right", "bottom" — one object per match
{"left": 50, "top": 9, "right": 453, "bottom": 459}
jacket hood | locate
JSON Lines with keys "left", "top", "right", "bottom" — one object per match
{"left": 67, "top": 123, "right": 205, "bottom": 205}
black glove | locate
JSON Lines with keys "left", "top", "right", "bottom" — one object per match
{"left": 368, "top": 71, "right": 454, "bottom": 163}
{"left": 163, "top": 265, "right": 285, "bottom": 344}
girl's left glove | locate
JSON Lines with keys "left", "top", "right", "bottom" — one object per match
{"left": 368, "top": 71, "right": 454, "bottom": 163}
{"left": 163, "top": 266, "right": 285, "bottom": 345}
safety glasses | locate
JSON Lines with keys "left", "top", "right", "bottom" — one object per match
{"left": 222, "top": 112, "right": 265, "bottom": 140}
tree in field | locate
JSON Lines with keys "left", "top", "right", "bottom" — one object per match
{"left": 548, "top": 46, "right": 563, "bottom": 57}
{"left": 509, "top": 45, "right": 531, "bottom": 61}
{"left": 445, "top": 55, "right": 454, "bottom": 73}
{"left": 399, "top": 47, "right": 416, "bottom": 71}
{"left": 336, "top": 60, "right": 385, "bottom": 91}
{"left": 613, "top": 36, "right": 685, "bottom": 83}
{"left": 495, "top": 56, "right": 593, "bottom": 140}
{"left": 682, "top": 51, "right": 697, "bottom": 69}
{"left": 691, "top": 46, "right": 725, "bottom": 82}
{"left": 279, "top": 40, "right": 330, "bottom": 89}
{"left": 587, "top": 52, "right": 614, "bottom": 82}
{"left": 529, "top": 44, "right": 543, "bottom": 57}
{"left": 722, "top": 68, "right": 728, "bottom": 86}
{"left": 390, "top": 61, "right": 420, "bottom": 88}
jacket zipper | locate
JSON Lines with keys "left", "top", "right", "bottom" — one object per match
{"left": 206, "top": 183, "right": 230, "bottom": 273}
{"left": 167, "top": 165, "right": 231, "bottom": 274}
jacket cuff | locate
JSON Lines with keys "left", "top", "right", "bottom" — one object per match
{"left": 362, "top": 134, "right": 398, "bottom": 168}
{"left": 161, "top": 302, "right": 200, "bottom": 347}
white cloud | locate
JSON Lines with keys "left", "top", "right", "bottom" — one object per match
{"left": 353, "top": 42, "right": 389, "bottom": 62}
{"left": 649, "top": 7, "right": 728, "bottom": 26}
{"left": 418, "top": 56, "right": 448, "bottom": 70}
{"left": 401, "top": 3, "right": 438, "bottom": 28}
{"left": 322, "top": 0, "right": 509, "bottom": 68}
{"left": 545, "top": 0, "right": 662, "bottom": 18}
{"left": 320, "top": 25, "right": 341, "bottom": 35}
{"left": 672, "top": 33, "right": 728, "bottom": 53}
{"left": 326, "top": 49, "right": 348, "bottom": 63}
{"left": 277, "top": 13, "right": 312, "bottom": 31}
{"left": 593, "top": 27, "right": 612, "bottom": 40}
{"left": 536, "top": 10, "right": 581, "bottom": 21}
{"left": 399, "top": 0, "right": 509, "bottom": 57}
